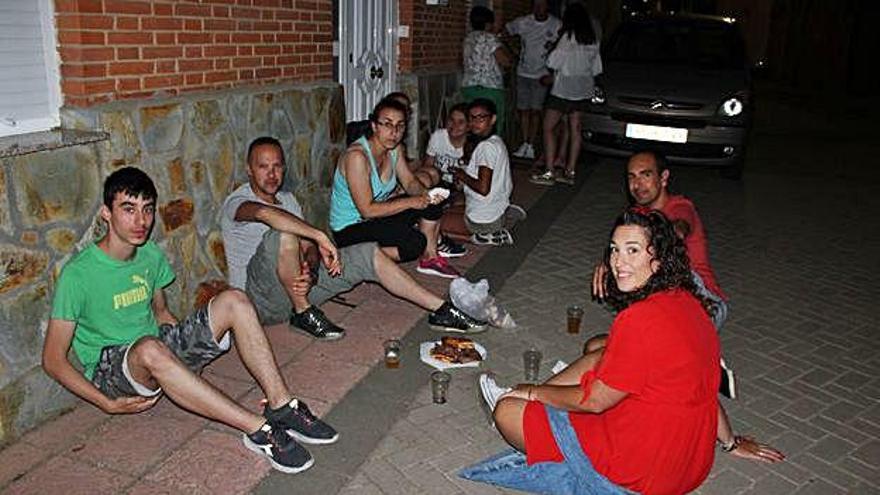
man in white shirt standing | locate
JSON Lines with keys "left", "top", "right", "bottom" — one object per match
{"left": 505, "top": 0, "right": 561, "bottom": 160}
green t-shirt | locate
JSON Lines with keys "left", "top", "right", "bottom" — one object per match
{"left": 51, "top": 241, "right": 175, "bottom": 379}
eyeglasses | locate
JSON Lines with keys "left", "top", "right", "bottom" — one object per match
{"left": 469, "top": 113, "right": 492, "bottom": 123}
{"left": 377, "top": 120, "right": 406, "bottom": 133}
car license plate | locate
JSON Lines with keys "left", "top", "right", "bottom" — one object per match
{"left": 625, "top": 123, "right": 688, "bottom": 143}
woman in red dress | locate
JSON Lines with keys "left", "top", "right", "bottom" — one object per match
{"left": 487, "top": 208, "right": 782, "bottom": 494}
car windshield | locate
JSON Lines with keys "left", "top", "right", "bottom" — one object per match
{"left": 606, "top": 19, "right": 745, "bottom": 70}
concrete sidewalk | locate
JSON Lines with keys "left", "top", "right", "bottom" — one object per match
{"left": 2, "top": 154, "right": 879, "bottom": 494}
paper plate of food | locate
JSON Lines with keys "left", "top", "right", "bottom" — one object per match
{"left": 427, "top": 187, "right": 450, "bottom": 204}
{"left": 420, "top": 336, "right": 487, "bottom": 370}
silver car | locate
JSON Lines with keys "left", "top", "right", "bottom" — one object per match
{"left": 582, "top": 14, "right": 751, "bottom": 177}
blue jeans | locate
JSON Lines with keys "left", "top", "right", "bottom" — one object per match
{"left": 458, "top": 405, "right": 631, "bottom": 495}
{"left": 692, "top": 270, "right": 729, "bottom": 330}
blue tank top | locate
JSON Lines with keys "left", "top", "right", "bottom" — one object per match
{"left": 329, "top": 136, "right": 399, "bottom": 231}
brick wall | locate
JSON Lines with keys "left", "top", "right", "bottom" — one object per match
{"left": 54, "top": 0, "right": 334, "bottom": 107}
{"left": 399, "top": 0, "right": 469, "bottom": 73}
{"left": 398, "top": 0, "right": 533, "bottom": 75}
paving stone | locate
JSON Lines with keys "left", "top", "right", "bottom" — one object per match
{"left": 19, "top": 405, "right": 108, "bottom": 451}
{"left": 142, "top": 430, "right": 269, "bottom": 494}
{"left": 793, "top": 479, "right": 847, "bottom": 495}
{"left": 806, "top": 434, "right": 857, "bottom": 464}
{"left": 0, "top": 441, "right": 49, "bottom": 489}
{"left": 837, "top": 456, "right": 880, "bottom": 487}
{"left": 361, "top": 458, "right": 422, "bottom": 495}
{"left": 3, "top": 455, "right": 134, "bottom": 495}
{"left": 739, "top": 472, "right": 798, "bottom": 494}
{"left": 65, "top": 413, "right": 204, "bottom": 477}
{"left": 807, "top": 415, "right": 869, "bottom": 446}
{"left": 790, "top": 452, "right": 862, "bottom": 491}
{"left": 851, "top": 439, "right": 880, "bottom": 468}
{"left": 694, "top": 468, "right": 751, "bottom": 494}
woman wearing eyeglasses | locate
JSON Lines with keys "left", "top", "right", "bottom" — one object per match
{"left": 444, "top": 98, "right": 525, "bottom": 246}
{"left": 329, "top": 97, "right": 462, "bottom": 278}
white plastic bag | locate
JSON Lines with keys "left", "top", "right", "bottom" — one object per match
{"left": 449, "top": 278, "right": 516, "bottom": 329}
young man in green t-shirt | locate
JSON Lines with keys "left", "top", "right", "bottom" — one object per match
{"left": 42, "top": 167, "right": 335, "bottom": 474}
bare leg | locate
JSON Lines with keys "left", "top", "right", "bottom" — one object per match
{"left": 420, "top": 219, "right": 439, "bottom": 259}
{"left": 492, "top": 348, "right": 604, "bottom": 453}
{"left": 518, "top": 110, "right": 531, "bottom": 146}
{"left": 439, "top": 203, "right": 470, "bottom": 242}
{"left": 207, "top": 290, "right": 292, "bottom": 409}
{"left": 126, "top": 337, "right": 265, "bottom": 433}
{"left": 557, "top": 114, "right": 569, "bottom": 168}
{"left": 380, "top": 246, "right": 402, "bottom": 261}
{"left": 542, "top": 109, "right": 563, "bottom": 172}
{"left": 414, "top": 168, "right": 439, "bottom": 189}
{"left": 583, "top": 333, "right": 608, "bottom": 355}
{"left": 566, "top": 111, "right": 583, "bottom": 174}
{"left": 373, "top": 248, "right": 444, "bottom": 311}
{"left": 276, "top": 232, "right": 310, "bottom": 313}
{"left": 494, "top": 397, "right": 528, "bottom": 451}
{"left": 544, "top": 348, "right": 604, "bottom": 386}
{"left": 528, "top": 110, "right": 542, "bottom": 149}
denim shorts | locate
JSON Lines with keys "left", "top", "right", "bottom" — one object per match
{"left": 517, "top": 76, "right": 549, "bottom": 110}
{"left": 91, "top": 304, "right": 230, "bottom": 398}
{"left": 459, "top": 404, "right": 631, "bottom": 494}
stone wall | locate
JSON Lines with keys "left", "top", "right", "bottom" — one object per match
{"left": 0, "top": 81, "right": 345, "bottom": 446}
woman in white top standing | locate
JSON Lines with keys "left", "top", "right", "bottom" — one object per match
{"left": 531, "top": 3, "right": 602, "bottom": 186}
{"left": 461, "top": 6, "right": 512, "bottom": 138}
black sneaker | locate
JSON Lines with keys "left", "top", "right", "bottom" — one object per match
{"left": 265, "top": 398, "right": 340, "bottom": 445}
{"left": 438, "top": 235, "right": 468, "bottom": 258}
{"left": 428, "top": 301, "right": 487, "bottom": 334}
{"left": 720, "top": 358, "right": 737, "bottom": 399}
{"left": 242, "top": 422, "right": 314, "bottom": 474}
{"left": 289, "top": 306, "right": 345, "bottom": 340}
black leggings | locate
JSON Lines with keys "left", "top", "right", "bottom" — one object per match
{"left": 332, "top": 205, "right": 442, "bottom": 262}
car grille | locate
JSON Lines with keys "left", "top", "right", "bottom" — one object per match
{"left": 617, "top": 96, "right": 704, "bottom": 111}
{"left": 610, "top": 111, "right": 708, "bottom": 129}
{"left": 588, "top": 132, "right": 731, "bottom": 159}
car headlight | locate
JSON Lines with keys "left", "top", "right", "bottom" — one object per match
{"left": 719, "top": 97, "right": 743, "bottom": 117}
{"left": 591, "top": 85, "right": 606, "bottom": 105}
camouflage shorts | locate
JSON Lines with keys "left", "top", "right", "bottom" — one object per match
{"left": 91, "top": 305, "right": 231, "bottom": 398}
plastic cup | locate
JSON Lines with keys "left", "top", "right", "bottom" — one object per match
{"left": 523, "top": 349, "right": 542, "bottom": 383}
{"left": 384, "top": 339, "right": 401, "bottom": 369}
{"left": 567, "top": 305, "right": 584, "bottom": 334}
{"left": 431, "top": 371, "right": 451, "bottom": 404}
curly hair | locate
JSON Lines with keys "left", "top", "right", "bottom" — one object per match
{"left": 602, "top": 208, "right": 717, "bottom": 318}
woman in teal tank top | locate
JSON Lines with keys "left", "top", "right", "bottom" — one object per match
{"left": 329, "top": 97, "right": 461, "bottom": 278}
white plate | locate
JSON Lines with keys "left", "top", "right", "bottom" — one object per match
{"left": 625, "top": 123, "right": 688, "bottom": 143}
{"left": 419, "top": 341, "right": 487, "bottom": 370}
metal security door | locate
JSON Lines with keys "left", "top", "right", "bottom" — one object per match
{"left": 338, "top": 0, "right": 397, "bottom": 122}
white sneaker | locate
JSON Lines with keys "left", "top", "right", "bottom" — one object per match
{"left": 522, "top": 144, "right": 535, "bottom": 160}
{"left": 512, "top": 142, "right": 531, "bottom": 158}
{"left": 479, "top": 373, "right": 511, "bottom": 412}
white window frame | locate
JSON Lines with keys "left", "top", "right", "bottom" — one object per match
{"left": 0, "top": 0, "right": 62, "bottom": 138}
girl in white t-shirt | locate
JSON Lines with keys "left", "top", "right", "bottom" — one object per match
{"left": 442, "top": 98, "right": 526, "bottom": 246}
{"left": 414, "top": 103, "right": 469, "bottom": 188}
